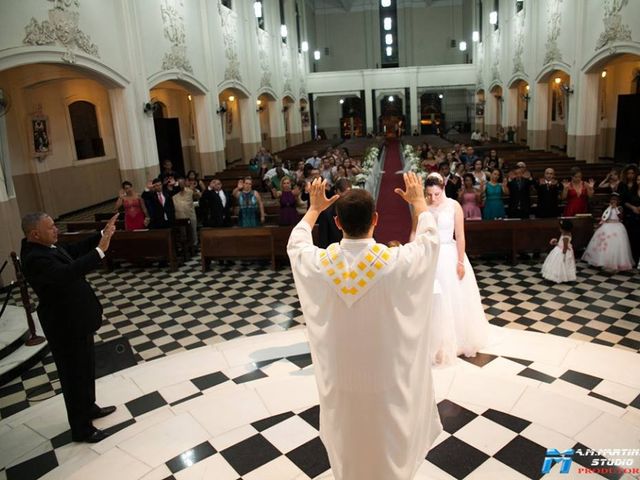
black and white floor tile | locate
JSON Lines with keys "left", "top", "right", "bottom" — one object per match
{"left": 1, "top": 205, "right": 639, "bottom": 479}
{"left": 1, "top": 327, "right": 639, "bottom": 480}
{"left": 2, "top": 254, "right": 638, "bottom": 423}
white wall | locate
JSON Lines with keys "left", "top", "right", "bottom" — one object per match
{"left": 309, "top": 0, "right": 473, "bottom": 72}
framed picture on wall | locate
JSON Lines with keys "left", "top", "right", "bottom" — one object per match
{"left": 301, "top": 111, "right": 310, "bottom": 127}
{"left": 30, "top": 114, "right": 51, "bottom": 157}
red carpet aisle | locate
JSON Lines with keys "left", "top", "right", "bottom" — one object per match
{"left": 374, "top": 138, "right": 413, "bottom": 244}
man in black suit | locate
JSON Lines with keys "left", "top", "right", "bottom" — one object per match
{"left": 318, "top": 178, "right": 351, "bottom": 248}
{"left": 200, "top": 178, "right": 232, "bottom": 227}
{"left": 507, "top": 163, "right": 535, "bottom": 219}
{"left": 142, "top": 178, "right": 176, "bottom": 228}
{"left": 438, "top": 162, "right": 461, "bottom": 200}
{"left": 20, "top": 212, "right": 118, "bottom": 443}
{"left": 535, "top": 168, "right": 561, "bottom": 218}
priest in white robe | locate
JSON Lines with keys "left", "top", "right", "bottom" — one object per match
{"left": 287, "top": 174, "right": 442, "bottom": 480}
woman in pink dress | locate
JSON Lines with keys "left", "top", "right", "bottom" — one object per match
{"left": 458, "top": 173, "right": 482, "bottom": 220}
{"left": 562, "top": 167, "right": 594, "bottom": 217}
{"left": 115, "top": 181, "right": 149, "bottom": 231}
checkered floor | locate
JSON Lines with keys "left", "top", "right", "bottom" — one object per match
{"left": 1, "top": 249, "right": 638, "bottom": 422}
{"left": 2, "top": 328, "right": 639, "bottom": 480}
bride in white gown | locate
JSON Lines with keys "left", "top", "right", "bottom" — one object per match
{"left": 423, "top": 173, "right": 489, "bottom": 366}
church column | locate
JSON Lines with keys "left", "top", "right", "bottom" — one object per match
{"left": 362, "top": 84, "right": 377, "bottom": 135}
{"left": 484, "top": 92, "right": 497, "bottom": 138}
{"left": 409, "top": 83, "right": 418, "bottom": 135}
{"left": 570, "top": 72, "right": 599, "bottom": 163}
{"left": 288, "top": 100, "right": 303, "bottom": 147}
{"left": 506, "top": 87, "right": 518, "bottom": 131}
{"left": 199, "top": 0, "right": 227, "bottom": 174}
{"left": 528, "top": 82, "right": 549, "bottom": 150}
{"left": 0, "top": 116, "right": 23, "bottom": 285}
{"left": 269, "top": 98, "right": 287, "bottom": 152}
{"left": 112, "top": 0, "right": 161, "bottom": 190}
{"left": 240, "top": 95, "right": 262, "bottom": 163}
{"left": 193, "top": 94, "right": 222, "bottom": 175}
{"left": 108, "top": 87, "right": 158, "bottom": 191}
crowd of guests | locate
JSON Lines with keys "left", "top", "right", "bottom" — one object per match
{"left": 113, "top": 144, "right": 639, "bottom": 271}
{"left": 115, "top": 149, "right": 357, "bottom": 242}
{"left": 415, "top": 141, "right": 640, "bottom": 270}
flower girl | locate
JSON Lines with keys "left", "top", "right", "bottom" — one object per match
{"left": 582, "top": 193, "right": 635, "bottom": 271}
{"left": 541, "top": 219, "right": 576, "bottom": 283}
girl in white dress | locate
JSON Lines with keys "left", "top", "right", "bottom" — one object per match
{"left": 423, "top": 173, "right": 489, "bottom": 366}
{"left": 582, "top": 194, "right": 635, "bottom": 271}
{"left": 541, "top": 219, "right": 576, "bottom": 283}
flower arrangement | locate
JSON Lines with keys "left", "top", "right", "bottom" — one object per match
{"left": 402, "top": 144, "right": 427, "bottom": 183}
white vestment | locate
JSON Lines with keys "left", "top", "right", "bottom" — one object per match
{"left": 287, "top": 212, "right": 442, "bottom": 480}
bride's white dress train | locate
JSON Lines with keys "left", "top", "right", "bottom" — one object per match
{"left": 429, "top": 198, "right": 489, "bottom": 366}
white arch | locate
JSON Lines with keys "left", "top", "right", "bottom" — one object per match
{"left": 535, "top": 61, "right": 572, "bottom": 83}
{"left": 507, "top": 74, "right": 530, "bottom": 89}
{"left": 581, "top": 42, "right": 640, "bottom": 73}
{"left": 147, "top": 70, "right": 208, "bottom": 95}
{"left": 282, "top": 90, "right": 297, "bottom": 102}
{"left": 488, "top": 82, "right": 504, "bottom": 94}
{"left": 217, "top": 79, "right": 251, "bottom": 99}
{"left": 256, "top": 87, "right": 279, "bottom": 101}
{"left": 0, "top": 46, "right": 129, "bottom": 88}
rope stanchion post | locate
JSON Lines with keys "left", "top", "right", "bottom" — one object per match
{"left": 9, "top": 252, "right": 46, "bottom": 347}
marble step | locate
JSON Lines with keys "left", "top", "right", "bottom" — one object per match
{"left": 0, "top": 306, "right": 32, "bottom": 361}
{"left": 0, "top": 307, "right": 49, "bottom": 385}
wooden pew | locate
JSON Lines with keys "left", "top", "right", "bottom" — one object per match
{"left": 464, "top": 216, "right": 595, "bottom": 264}
{"left": 95, "top": 212, "right": 124, "bottom": 222}
{"left": 200, "top": 228, "right": 275, "bottom": 271}
{"left": 106, "top": 229, "right": 178, "bottom": 271}
{"left": 200, "top": 225, "right": 319, "bottom": 271}
{"left": 271, "top": 225, "right": 319, "bottom": 261}
{"left": 57, "top": 229, "right": 179, "bottom": 271}
{"left": 64, "top": 221, "right": 124, "bottom": 232}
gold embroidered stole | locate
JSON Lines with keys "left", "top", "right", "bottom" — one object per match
{"left": 318, "top": 242, "right": 392, "bottom": 307}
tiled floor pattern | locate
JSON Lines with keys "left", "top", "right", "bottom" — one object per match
{"left": 1, "top": 253, "right": 638, "bottom": 424}
{"left": 1, "top": 327, "right": 639, "bottom": 480}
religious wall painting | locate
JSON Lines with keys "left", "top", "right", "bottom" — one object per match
{"left": 281, "top": 43, "right": 293, "bottom": 95}
{"left": 301, "top": 111, "right": 310, "bottom": 127}
{"left": 543, "top": 0, "right": 563, "bottom": 65}
{"left": 30, "top": 114, "right": 51, "bottom": 157}
{"left": 160, "top": 0, "right": 193, "bottom": 73}
{"left": 512, "top": 9, "right": 526, "bottom": 75}
{"left": 257, "top": 29, "right": 272, "bottom": 89}
{"left": 23, "top": 0, "right": 99, "bottom": 63}
{"left": 219, "top": 1, "right": 242, "bottom": 82}
{"left": 596, "top": 0, "right": 632, "bottom": 50}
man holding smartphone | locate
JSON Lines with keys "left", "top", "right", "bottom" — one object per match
{"left": 20, "top": 212, "right": 119, "bottom": 443}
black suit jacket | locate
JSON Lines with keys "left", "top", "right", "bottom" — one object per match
{"left": 20, "top": 234, "right": 103, "bottom": 341}
{"left": 535, "top": 181, "right": 561, "bottom": 218}
{"left": 142, "top": 189, "right": 176, "bottom": 228}
{"left": 507, "top": 178, "right": 535, "bottom": 216}
{"left": 318, "top": 205, "right": 342, "bottom": 248}
{"left": 200, "top": 188, "right": 232, "bottom": 227}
